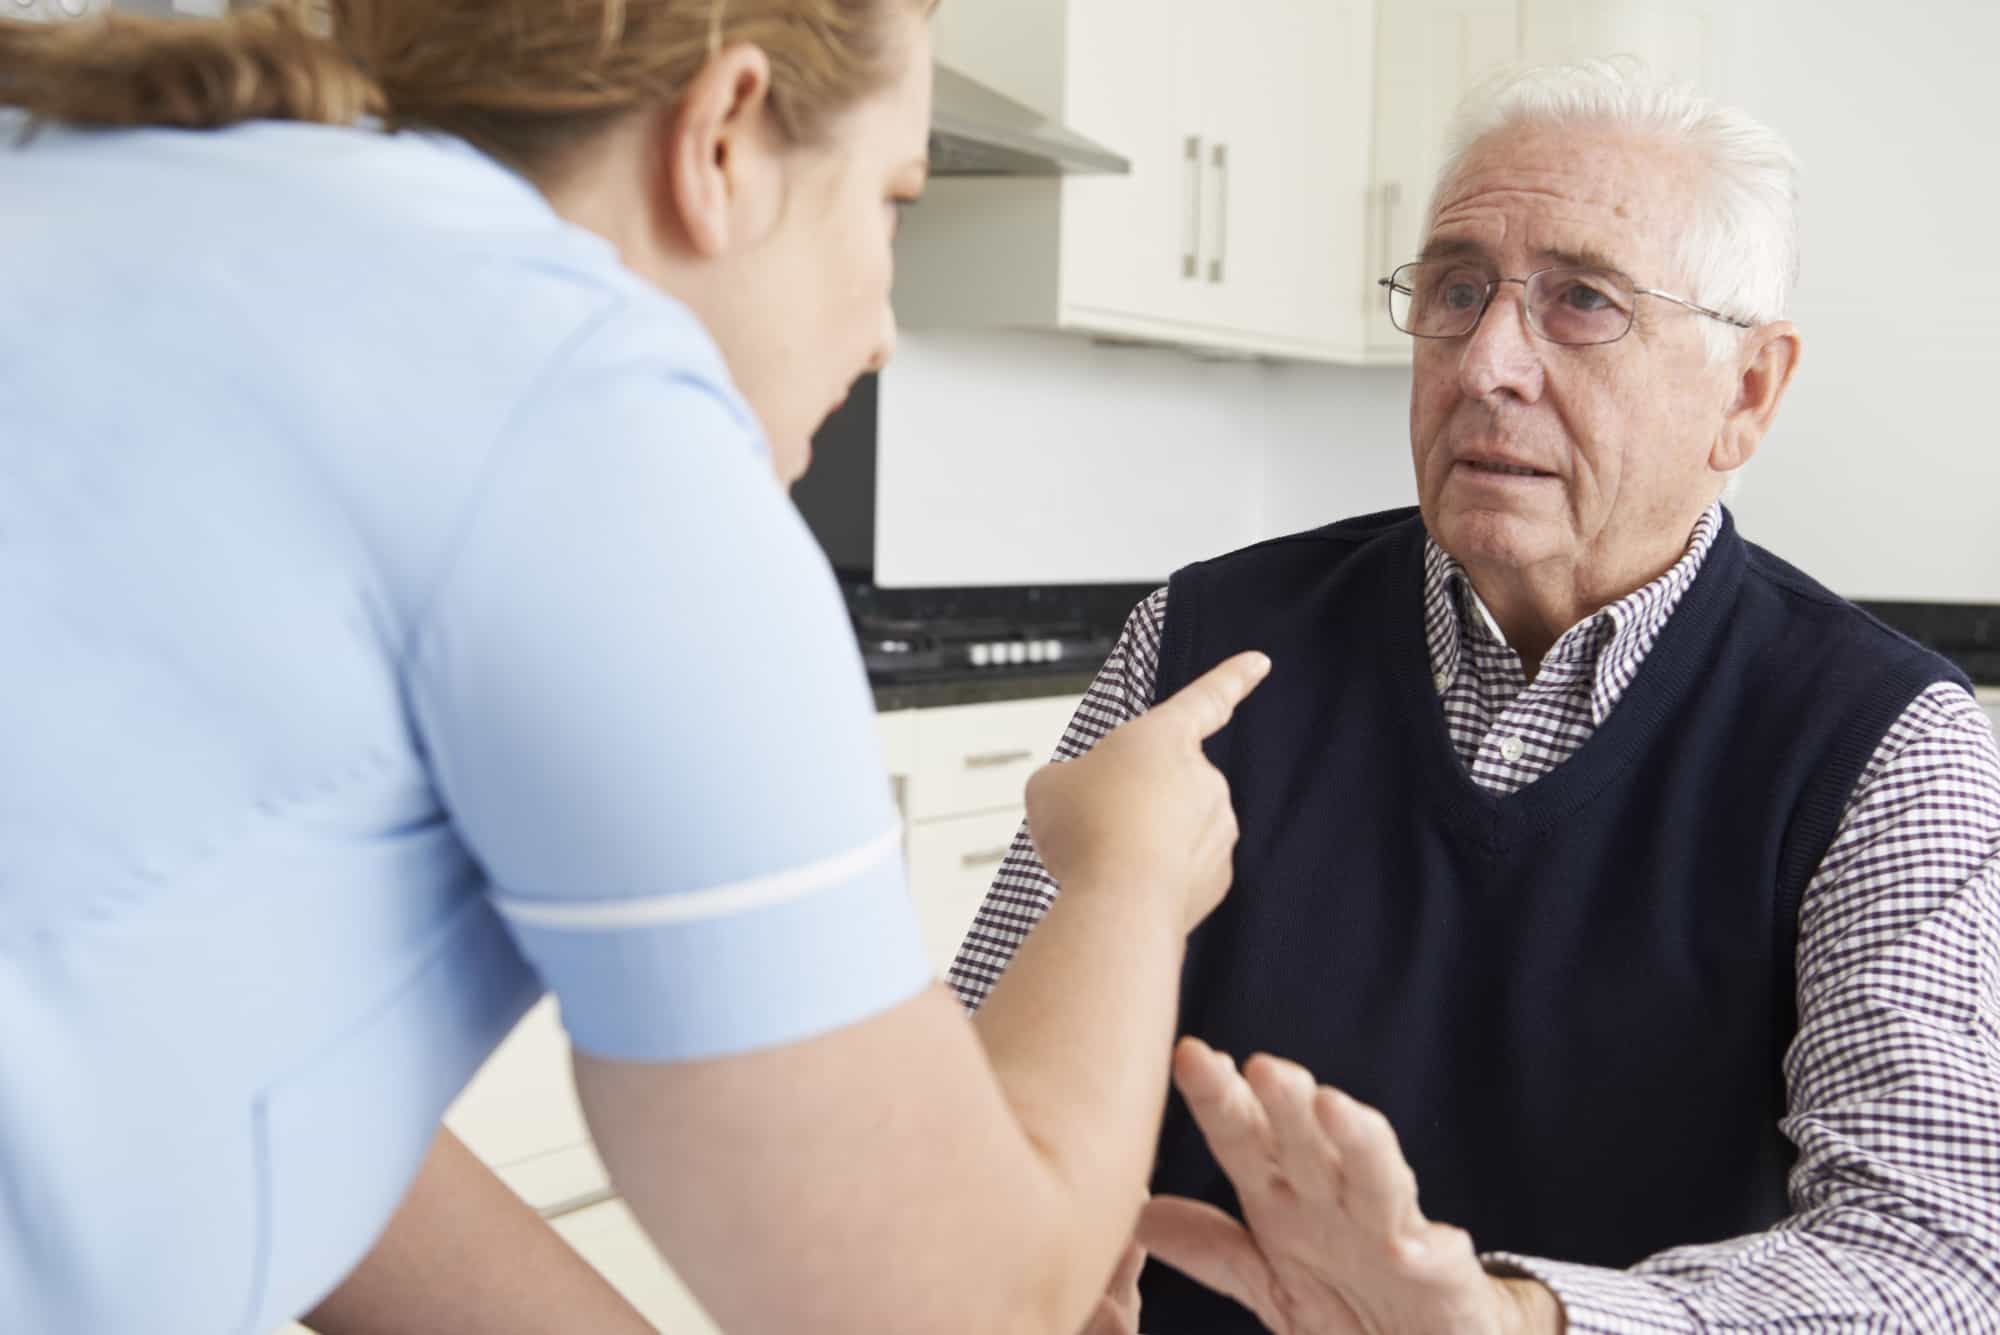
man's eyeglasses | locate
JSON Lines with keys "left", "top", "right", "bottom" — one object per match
{"left": 1377, "top": 261, "right": 1753, "bottom": 346}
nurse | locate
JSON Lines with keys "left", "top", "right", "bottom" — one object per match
{"left": 0, "top": 3, "right": 1266, "bottom": 1333}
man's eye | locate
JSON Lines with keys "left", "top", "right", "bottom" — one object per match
{"left": 1563, "top": 282, "right": 1613, "bottom": 311}
{"left": 1443, "top": 282, "right": 1484, "bottom": 310}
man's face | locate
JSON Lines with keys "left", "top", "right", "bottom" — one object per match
{"left": 1409, "top": 125, "right": 1743, "bottom": 590}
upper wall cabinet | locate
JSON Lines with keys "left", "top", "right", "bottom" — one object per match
{"left": 895, "top": 0, "right": 1378, "bottom": 363}
{"left": 900, "top": 0, "right": 1734, "bottom": 367}
{"left": 1360, "top": 0, "right": 1520, "bottom": 359}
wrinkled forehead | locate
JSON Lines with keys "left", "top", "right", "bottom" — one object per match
{"left": 1424, "top": 124, "right": 1704, "bottom": 284}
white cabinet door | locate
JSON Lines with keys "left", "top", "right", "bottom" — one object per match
{"left": 1059, "top": 0, "right": 1206, "bottom": 330}
{"left": 550, "top": 1199, "right": 721, "bottom": 1335}
{"left": 1364, "top": 0, "right": 1522, "bottom": 359}
{"left": 1203, "top": 0, "right": 1377, "bottom": 357}
{"left": 905, "top": 0, "right": 1383, "bottom": 362}
{"left": 907, "top": 806, "right": 1033, "bottom": 973}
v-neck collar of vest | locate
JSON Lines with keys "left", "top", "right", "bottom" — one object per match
{"left": 1389, "top": 508, "right": 1749, "bottom": 849}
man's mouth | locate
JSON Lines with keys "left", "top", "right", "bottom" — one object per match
{"left": 1458, "top": 457, "right": 1555, "bottom": 479}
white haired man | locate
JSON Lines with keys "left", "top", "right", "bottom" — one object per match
{"left": 952, "top": 62, "right": 2000, "bottom": 1335}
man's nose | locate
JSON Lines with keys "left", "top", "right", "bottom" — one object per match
{"left": 1456, "top": 282, "right": 1545, "bottom": 404}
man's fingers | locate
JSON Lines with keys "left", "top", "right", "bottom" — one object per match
{"left": 1152, "top": 652, "right": 1271, "bottom": 741}
{"left": 1172, "top": 1038, "right": 1275, "bottom": 1187}
{"left": 1245, "top": 1053, "right": 1341, "bottom": 1203}
{"left": 1315, "top": 1085, "right": 1425, "bottom": 1240}
{"left": 1137, "top": 1195, "right": 1278, "bottom": 1327}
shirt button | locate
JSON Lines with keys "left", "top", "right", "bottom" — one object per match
{"left": 1498, "top": 734, "right": 1526, "bottom": 763}
{"left": 1432, "top": 671, "right": 1450, "bottom": 693}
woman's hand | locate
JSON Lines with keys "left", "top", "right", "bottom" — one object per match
{"left": 1025, "top": 651, "right": 1270, "bottom": 931}
{"left": 1077, "top": 1240, "right": 1147, "bottom": 1335}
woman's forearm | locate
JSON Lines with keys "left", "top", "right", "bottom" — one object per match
{"left": 973, "top": 873, "right": 1189, "bottom": 1271}
{"left": 301, "top": 1128, "right": 654, "bottom": 1335}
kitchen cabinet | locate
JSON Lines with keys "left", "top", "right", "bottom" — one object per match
{"left": 442, "top": 996, "right": 609, "bottom": 1213}
{"left": 1361, "top": 0, "right": 1520, "bottom": 358}
{"left": 896, "top": 0, "right": 1378, "bottom": 362}
{"left": 904, "top": 692, "right": 1080, "bottom": 822}
{"left": 906, "top": 805, "right": 1036, "bottom": 970}
{"left": 893, "top": 692, "right": 1081, "bottom": 970}
{"left": 903, "top": 0, "right": 1737, "bottom": 366}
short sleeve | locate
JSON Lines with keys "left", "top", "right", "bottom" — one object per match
{"left": 405, "top": 303, "right": 926, "bottom": 1062}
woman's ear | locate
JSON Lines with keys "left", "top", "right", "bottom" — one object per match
{"left": 1711, "top": 320, "right": 1801, "bottom": 473}
{"left": 655, "top": 42, "right": 785, "bottom": 259}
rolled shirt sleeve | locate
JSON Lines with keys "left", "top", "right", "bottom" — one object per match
{"left": 406, "top": 304, "right": 927, "bottom": 1062}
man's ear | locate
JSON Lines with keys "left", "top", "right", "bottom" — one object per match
{"left": 655, "top": 42, "right": 784, "bottom": 259}
{"left": 1711, "top": 320, "right": 1801, "bottom": 473}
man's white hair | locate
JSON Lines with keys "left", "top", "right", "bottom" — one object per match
{"left": 1434, "top": 57, "right": 1799, "bottom": 361}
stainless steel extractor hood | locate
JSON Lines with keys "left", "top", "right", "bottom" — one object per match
{"left": 928, "top": 63, "right": 1129, "bottom": 178}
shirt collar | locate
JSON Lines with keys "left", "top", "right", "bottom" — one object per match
{"left": 1421, "top": 503, "right": 1725, "bottom": 724}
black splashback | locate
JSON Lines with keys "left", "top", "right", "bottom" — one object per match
{"left": 1857, "top": 601, "right": 2000, "bottom": 686}
{"left": 791, "top": 372, "right": 879, "bottom": 581}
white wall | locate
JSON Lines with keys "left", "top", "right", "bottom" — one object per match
{"left": 877, "top": 0, "right": 1999, "bottom": 600}
{"left": 874, "top": 331, "right": 1413, "bottom": 588}
{"left": 1718, "top": 0, "right": 2000, "bottom": 601}
{"left": 873, "top": 331, "right": 1276, "bottom": 587}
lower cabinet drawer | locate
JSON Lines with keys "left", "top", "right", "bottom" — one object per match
{"left": 551, "top": 1198, "right": 721, "bottom": 1334}
{"left": 905, "top": 695, "right": 1082, "bottom": 822}
{"left": 905, "top": 806, "right": 1028, "bottom": 974}
{"left": 442, "top": 996, "right": 609, "bottom": 1215}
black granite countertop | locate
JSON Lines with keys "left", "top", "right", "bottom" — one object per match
{"left": 862, "top": 600, "right": 1995, "bottom": 714}
{"left": 872, "top": 670, "right": 1099, "bottom": 712}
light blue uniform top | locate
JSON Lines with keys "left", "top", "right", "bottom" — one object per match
{"left": 0, "top": 116, "right": 928, "bottom": 1333}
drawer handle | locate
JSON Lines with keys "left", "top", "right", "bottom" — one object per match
{"left": 961, "top": 847, "right": 1013, "bottom": 869}
{"left": 963, "top": 749, "right": 1035, "bottom": 770}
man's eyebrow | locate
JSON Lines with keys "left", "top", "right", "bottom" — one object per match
{"left": 1538, "top": 244, "right": 1632, "bottom": 276}
{"left": 1415, "top": 238, "right": 1638, "bottom": 277}
{"left": 1417, "top": 236, "right": 1488, "bottom": 264}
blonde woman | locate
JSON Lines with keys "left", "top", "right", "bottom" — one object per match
{"left": 0, "top": 5, "right": 1267, "bottom": 1332}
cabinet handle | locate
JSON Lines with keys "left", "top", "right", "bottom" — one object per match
{"left": 1376, "top": 181, "right": 1403, "bottom": 290}
{"left": 961, "top": 847, "right": 1013, "bottom": 870}
{"left": 963, "top": 749, "right": 1034, "bottom": 770}
{"left": 1182, "top": 135, "right": 1203, "bottom": 280}
{"left": 1208, "top": 142, "right": 1230, "bottom": 284}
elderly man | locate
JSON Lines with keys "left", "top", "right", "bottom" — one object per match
{"left": 951, "top": 61, "right": 2000, "bottom": 1335}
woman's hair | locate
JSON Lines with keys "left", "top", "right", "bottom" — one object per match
{"left": 1435, "top": 56, "right": 1800, "bottom": 358}
{"left": 0, "top": 0, "right": 931, "bottom": 176}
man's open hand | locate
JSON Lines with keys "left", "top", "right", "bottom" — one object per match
{"left": 1139, "top": 1038, "right": 1564, "bottom": 1335}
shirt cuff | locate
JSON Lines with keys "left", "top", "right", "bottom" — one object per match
{"left": 1484, "top": 1253, "right": 1695, "bottom": 1334}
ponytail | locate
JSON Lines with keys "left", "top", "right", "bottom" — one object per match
{"left": 0, "top": 3, "right": 382, "bottom": 130}
{"left": 2, "top": 0, "right": 934, "bottom": 182}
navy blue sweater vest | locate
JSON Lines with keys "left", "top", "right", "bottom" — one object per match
{"left": 1139, "top": 508, "right": 1967, "bottom": 1333}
